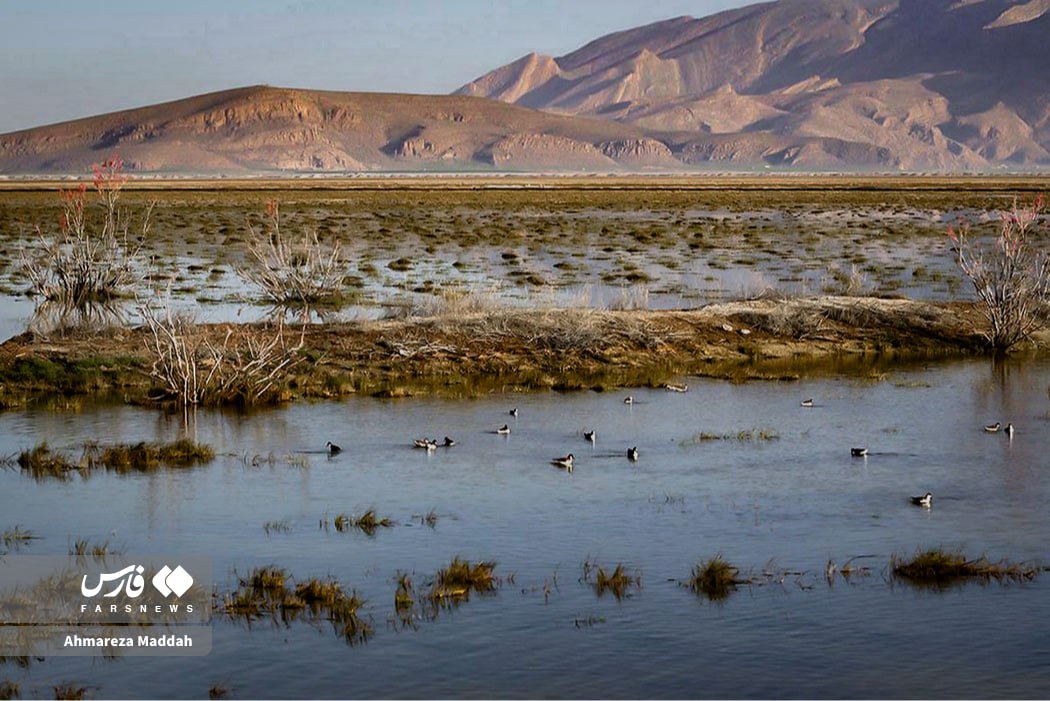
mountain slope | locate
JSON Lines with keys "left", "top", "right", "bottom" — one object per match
{"left": 457, "top": 0, "right": 1050, "bottom": 169}
{"left": 0, "top": 86, "right": 677, "bottom": 174}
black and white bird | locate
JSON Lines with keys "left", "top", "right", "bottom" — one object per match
{"left": 910, "top": 492, "right": 933, "bottom": 508}
{"left": 326, "top": 441, "right": 342, "bottom": 455}
{"left": 850, "top": 447, "right": 868, "bottom": 457}
{"left": 509, "top": 408, "right": 519, "bottom": 417}
{"left": 497, "top": 424, "right": 511, "bottom": 435}
{"left": 626, "top": 446, "right": 639, "bottom": 461}
{"left": 984, "top": 422, "right": 1001, "bottom": 433}
{"left": 623, "top": 396, "right": 633, "bottom": 405}
{"left": 1005, "top": 423, "right": 1014, "bottom": 438}
{"left": 583, "top": 430, "right": 596, "bottom": 443}
{"left": 551, "top": 454, "right": 574, "bottom": 470}
{"left": 665, "top": 383, "right": 689, "bottom": 393}
{"left": 414, "top": 438, "right": 438, "bottom": 451}
{"left": 800, "top": 398, "right": 814, "bottom": 408}
{"left": 443, "top": 436, "right": 456, "bottom": 447}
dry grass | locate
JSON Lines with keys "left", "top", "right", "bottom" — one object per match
{"left": 688, "top": 556, "right": 744, "bottom": 602}
{"left": 428, "top": 557, "right": 498, "bottom": 601}
{"left": 891, "top": 548, "right": 1039, "bottom": 588}
{"left": 17, "top": 440, "right": 214, "bottom": 479}
{"left": 1, "top": 526, "right": 37, "bottom": 548}
{"left": 0, "top": 681, "right": 19, "bottom": 700}
{"left": 333, "top": 509, "right": 393, "bottom": 536}
{"left": 52, "top": 685, "right": 88, "bottom": 700}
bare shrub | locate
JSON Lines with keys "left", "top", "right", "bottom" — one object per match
{"left": 949, "top": 197, "right": 1050, "bottom": 352}
{"left": 19, "top": 158, "right": 150, "bottom": 306}
{"left": 139, "top": 298, "right": 305, "bottom": 406}
{"left": 237, "top": 200, "right": 345, "bottom": 308}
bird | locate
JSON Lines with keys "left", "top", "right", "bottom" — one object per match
{"left": 984, "top": 422, "right": 1001, "bottom": 433}
{"left": 551, "top": 453, "right": 574, "bottom": 470}
{"left": 623, "top": 396, "right": 633, "bottom": 405}
{"left": 665, "top": 383, "right": 689, "bottom": 393}
{"left": 509, "top": 408, "right": 518, "bottom": 417}
{"left": 801, "top": 398, "right": 814, "bottom": 407}
{"left": 497, "top": 424, "right": 511, "bottom": 435}
{"left": 850, "top": 447, "right": 868, "bottom": 457}
{"left": 910, "top": 492, "right": 933, "bottom": 508}
{"left": 1005, "top": 423, "right": 1014, "bottom": 438}
{"left": 626, "top": 446, "right": 639, "bottom": 461}
{"left": 443, "top": 436, "right": 456, "bottom": 447}
{"left": 413, "top": 438, "right": 438, "bottom": 451}
{"left": 583, "top": 430, "right": 596, "bottom": 443}
{"left": 326, "top": 441, "right": 342, "bottom": 455}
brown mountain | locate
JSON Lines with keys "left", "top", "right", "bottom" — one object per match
{"left": 0, "top": 86, "right": 678, "bottom": 174}
{"left": 458, "top": 0, "right": 1050, "bottom": 170}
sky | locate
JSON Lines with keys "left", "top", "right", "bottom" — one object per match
{"left": 0, "top": 0, "right": 751, "bottom": 133}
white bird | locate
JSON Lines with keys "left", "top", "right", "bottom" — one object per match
{"left": 551, "top": 453, "right": 574, "bottom": 470}
{"left": 910, "top": 492, "right": 933, "bottom": 508}
{"left": 984, "top": 422, "right": 1001, "bottom": 433}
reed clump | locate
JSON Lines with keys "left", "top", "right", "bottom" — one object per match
{"left": 16, "top": 443, "right": 82, "bottom": 480}
{"left": 333, "top": 509, "right": 393, "bottom": 536}
{"left": 688, "top": 555, "right": 745, "bottom": 601}
{"left": 429, "top": 557, "right": 498, "bottom": 601}
{"left": 52, "top": 685, "right": 88, "bottom": 701}
{"left": 220, "top": 566, "right": 371, "bottom": 644}
{"left": 891, "top": 548, "right": 1039, "bottom": 587}
{"left": 693, "top": 428, "right": 780, "bottom": 442}
{"left": 0, "top": 681, "right": 20, "bottom": 700}
{"left": 1, "top": 526, "right": 36, "bottom": 547}
{"left": 93, "top": 439, "right": 215, "bottom": 471}
{"left": 591, "top": 562, "right": 640, "bottom": 600}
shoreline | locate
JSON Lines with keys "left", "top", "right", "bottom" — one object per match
{"left": 1, "top": 296, "right": 1039, "bottom": 406}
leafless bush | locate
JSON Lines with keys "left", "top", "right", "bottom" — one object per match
{"left": 237, "top": 200, "right": 345, "bottom": 308}
{"left": 949, "top": 197, "right": 1050, "bottom": 352}
{"left": 732, "top": 304, "right": 827, "bottom": 340}
{"left": 139, "top": 298, "right": 305, "bottom": 406}
{"left": 19, "top": 158, "right": 149, "bottom": 306}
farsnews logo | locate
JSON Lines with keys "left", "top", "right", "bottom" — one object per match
{"left": 81, "top": 565, "right": 193, "bottom": 599}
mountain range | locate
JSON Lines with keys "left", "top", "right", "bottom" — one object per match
{"left": 2, "top": 0, "right": 1048, "bottom": 174}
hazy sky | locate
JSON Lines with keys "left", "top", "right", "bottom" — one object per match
{"left": 0, "top": 0, "right": 751, "bottom": 133}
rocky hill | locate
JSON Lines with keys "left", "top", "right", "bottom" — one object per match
{"left": 458, "top": 0, "right": 1050, "bottom": 170}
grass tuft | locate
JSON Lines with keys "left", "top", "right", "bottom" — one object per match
{"left": 891, "top": 548, "right": 1038, "bottom": 588}
{"left": 688, "top": 555, "right": 744, "bottom": 601}
{"left": 429, "top": 557, "right": 498, "bottom": 601}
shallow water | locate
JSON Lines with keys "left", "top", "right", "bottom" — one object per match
{"left": 1, "top": 358, "right": 1049, "bottom": 698}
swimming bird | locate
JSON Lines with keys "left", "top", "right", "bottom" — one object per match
{"left": 623, "top": 396, "right": 633, "bottom": 405}
{"left": 551, "top": 453, "right": 574, "bottom": 470}
{"left": 326, "top": 441, "right": 342, "bottom": 455}
{"left": 665, "top": 383, "right": 689, "bottom": 393}
{"left": 443, "top": 436, "right": 456, "bottom": 447}
{"left": 509, "top": 408, "right": 519, "bottom": 417}
{"left": 1005, "top": 423, "right": 1014, "bottom": 438}
{"left": 627, "top": 446, "right": 639, "bottom": 461}
{"left": 850, "top": 447, "right": 868, "bottom": 457}
{"left": 497, "top": 424, "right": 511, "bottom": 435}
{"left": 910, "top": 492, "right": 933, "bottom": 507}
{"left": 984, "top": 422, "right": 1001, "bottom": 433}
{"left": 413, "top": 438, "right": 438, "bottom": 451}
{"left": 801, "top": 398, "right": 814, "bottom": 407}
{"left": 583, "top": 430, "right": 596, "bottom": 443}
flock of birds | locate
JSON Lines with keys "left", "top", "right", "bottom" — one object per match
{"left": 798, "top": 397, "right": 1016, "bottom": 509}
{"left": 324, "top": 389, "right": 1015, "bottom": 509}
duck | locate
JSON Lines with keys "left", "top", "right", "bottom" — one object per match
{"left": 413, "top": 438, "right": 438, "bottom": 451}
{"left": 910, "top": 492, "right": 933, "bottom": 508}
{"left": 626, "top": 446, "right": 639, "bottom": 461}
{"left": 665, "top": 383, "right": 689, "bottom": 393}
{"left": 1005, "top": 423, "right": 1014, "bottom": 438}
{"left": 551, "top": 453, "right": 574, "bottom": 470}
{"left": 984, "top": 422, "right": 1001, "bottom": 433}
{"left": 800, "top": 398, "right": 814, "bottom": 407}
{"left": 326, "top": 441, "right": 342, "bottom": 455}
{"left": 623, "top": 396, "right": 633, "bottom": 405}
{"left": 583, "top": 430, "right": 596, "bottom": 443}
{"left": 850, "top": 447, "right": 868, "bottom": 457}
{"left": 496, "top": 424, "right": 511, "bottom": 435}
{"left": 509, "top": 408, "right": 519, "bottom": 417}
{"left": 443, "top": 436, "right": 456, "bottom": 447}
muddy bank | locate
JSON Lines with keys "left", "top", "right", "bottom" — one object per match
{"left": 0, "top": 296, "right": 1039, "bottom": 406}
